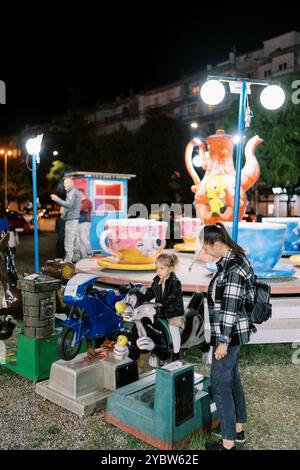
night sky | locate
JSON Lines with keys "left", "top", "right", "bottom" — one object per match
{"left": 1, "top": 8, "right": 299, "bottom": 137}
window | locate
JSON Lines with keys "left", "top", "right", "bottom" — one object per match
{"left": 191, "top": 86, "right": 200, "bottom": 95}
{"left": 93, "top": 181, "right": 124, "bottom": 213}
{"left": 188, "top": 82, "right": 199, "bottom": 95}
{"left": 187, "top": 103, "right": 199, "bottom": 115}
{"left": 278, "top": 63, "right": 287, "bottom": 71}
{"left": 208, "top": 123, "right": 215, "bottom": 134}
{"left": 264, "top": 69, "right": 272, "bottom": 77}
{"left": 122, "top": 106, "right": 129, "bottom": 118}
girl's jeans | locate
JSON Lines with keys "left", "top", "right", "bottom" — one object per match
{"left": 211, "top": 345, "right": 247, "bottom": 440}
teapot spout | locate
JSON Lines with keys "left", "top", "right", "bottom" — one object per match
{"left": 242, "top": 135, "right": 263, "bottom": 192}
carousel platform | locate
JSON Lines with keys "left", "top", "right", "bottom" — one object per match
{"left": 75, "top": 251, "right": 300, "bottom": 345}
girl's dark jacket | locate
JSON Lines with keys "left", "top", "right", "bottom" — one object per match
{"left": 142, "top": 272, "right": 184, "bottom": 319}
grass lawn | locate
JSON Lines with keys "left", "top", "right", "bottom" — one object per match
{"left": 0, "top": 329, "right": 299, "bottom": 450}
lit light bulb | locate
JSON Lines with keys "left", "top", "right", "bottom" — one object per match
{"left": 260, "top": 85, "right": 285, "bottom": 110}
{"left": 26, "top": 134, "right": 43, "bottom": 155}
{"left": 200, "top": 80, "right": 225, "bottom": 106}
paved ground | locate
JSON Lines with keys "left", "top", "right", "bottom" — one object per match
{"left": 15, "top": 231, "right": 57, "bottom": 273}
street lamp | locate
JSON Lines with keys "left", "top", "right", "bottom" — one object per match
{"left": 200, "top": 75, "right": 285, "bottom": 242}
{"left": 26, "top": 134, "right": 43, "bottom": 273}
{"left": 0, "top": 148, "right": 13, "bottom": 209}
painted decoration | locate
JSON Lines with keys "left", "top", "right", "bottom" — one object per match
{"left": 185, "top": 129, "right": 262, "bottom": 224}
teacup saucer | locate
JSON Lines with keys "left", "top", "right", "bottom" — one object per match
{"left": 205, "top": 261, "right": 296, "bottom": 279}
{"left": 290, "top": 255, "right": 300, "bottom": 266}
{"left": 173, "top": 243, "right": 196, "bottom": 252}
{"left": 254, "top": 264, "right": 296, "bottom": 278}
{"left": 284, "top": 250, "right": 300, "bottom": 256}
{"left": 97, "top": 256, "right": 156, "bottom": 271}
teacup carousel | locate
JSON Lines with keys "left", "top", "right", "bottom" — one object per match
{"left": 77, "top": 129, "right": 299, "bottom": 288}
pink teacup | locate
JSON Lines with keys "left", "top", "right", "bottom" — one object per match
{"left": 99, "top": 218, "right": 167, "bottom": 264}
{"left": 178, "top": 217, "right": 202, "bottom": 245}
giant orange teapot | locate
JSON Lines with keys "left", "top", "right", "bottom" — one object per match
{"left": 185, "top": 129, "right": 263, "bottom": 224}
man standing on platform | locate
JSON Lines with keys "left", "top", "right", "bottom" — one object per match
{"left": 78, "top": 188, "right": 93, "bottom": 258}
{"left": 51, "top": 177, "right": 82, "bottom": 263}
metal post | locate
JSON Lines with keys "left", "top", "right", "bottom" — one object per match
{"left": 32, "top": 153, "right": 39, "bottom": 273}
{"left": 4, "top": 152, "right": 8, "bottom": 209}
{"left": 232, "top": 81, "right": 247, "bottom": 242}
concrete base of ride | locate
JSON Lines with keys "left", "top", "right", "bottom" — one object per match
{"left": 36, "top": 351, "right": 150, "bottom": 417}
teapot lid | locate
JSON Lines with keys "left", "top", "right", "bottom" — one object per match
{"left": 208, "top": 129, "right": 231, "bottom": 139}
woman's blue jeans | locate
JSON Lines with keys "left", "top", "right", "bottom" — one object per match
{"left": 211, "top": 345, "right": 247, "bottom": 441}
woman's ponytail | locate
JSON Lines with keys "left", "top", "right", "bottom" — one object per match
{"left": 203, "top": 222, "right": 245, "bottom": 255}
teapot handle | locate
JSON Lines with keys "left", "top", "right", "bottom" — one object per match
{"left": 184, "top": 138, "right": 203, "bottom": 187}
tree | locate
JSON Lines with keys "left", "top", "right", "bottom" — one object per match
{"left": 221, "top": 75, "right": 300, "bottom": 215}
{"left": 135, "top": 111, "right": 188, "bottom": 207}
{"left": 46, "top": 160, "right": 70, "bottom": 184}
{"left": 93, "top": 113, "right": 191, "bottom": 208}
{"left": 1, "top": 157, "right": 32, "bottom": 209}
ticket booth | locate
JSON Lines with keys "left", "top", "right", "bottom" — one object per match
{"left": 65, "top": 172, "right": 135, "bottom": 252}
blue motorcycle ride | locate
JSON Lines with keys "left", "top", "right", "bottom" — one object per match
{"left": 57, "top": 273, "right": 133, "bottom": 360}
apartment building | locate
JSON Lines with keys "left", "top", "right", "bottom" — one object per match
{"left": 86, "top": 30, "right": 300, "bottom": 137}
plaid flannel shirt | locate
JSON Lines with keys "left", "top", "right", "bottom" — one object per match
{"left": 207, "top": 248, "right": 256, "bottom": 346}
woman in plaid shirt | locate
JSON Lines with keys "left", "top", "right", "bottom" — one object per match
{"left": 202, "top": 223, "right": 256, "bottom": 451}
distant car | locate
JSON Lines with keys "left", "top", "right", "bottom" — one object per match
{"left": 39, "top": 208, "right": 60, "bottom": 218}
{"left": 6, "top": 210, "right": 32, "bottom": 234}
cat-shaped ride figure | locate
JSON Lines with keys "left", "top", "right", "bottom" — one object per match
{"left": 116, "top": 285, "right": 210, "bottom": 367}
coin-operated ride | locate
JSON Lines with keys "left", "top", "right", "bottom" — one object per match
{"left": 115, "top": 285, "right": 210, "bottom": 367}
{"left": 57, "top": 273, "right": 139, "bottom": 361}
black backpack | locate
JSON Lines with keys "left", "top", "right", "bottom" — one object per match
{"left": 246, "top": 277, "right": 272, "bottom": 329}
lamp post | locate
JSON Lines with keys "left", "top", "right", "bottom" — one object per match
{"left": 26, "top": 134, "right": 43, "bottom": 273}
{"left": 200, "top": 76, "right": 285, "bottom": 242}
{"left": 0, "top": 148, "right": 12, "bottom": 209}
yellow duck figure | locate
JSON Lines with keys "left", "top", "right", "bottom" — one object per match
{"left": 113, "top": 335, "right": 129, "bottom": 361}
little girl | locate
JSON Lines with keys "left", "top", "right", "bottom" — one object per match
{"left": 142, "top": 253, "right": 185, "bottom": 360}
